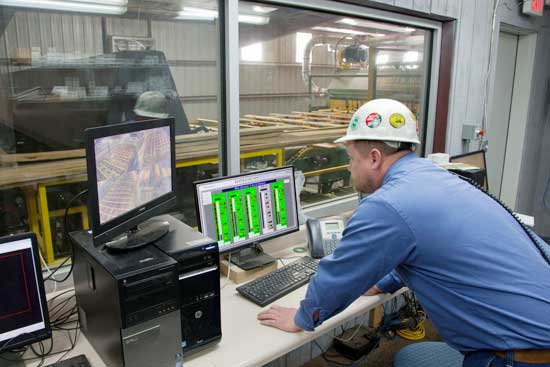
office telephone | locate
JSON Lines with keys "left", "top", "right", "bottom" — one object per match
{"left": 306, "top": 217, "right": 345, "bottom": 259}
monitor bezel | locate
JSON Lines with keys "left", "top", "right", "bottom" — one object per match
{"left": 193, "top": 165, "right": 300, "bottom": 254}
{"left": 0, "top": 232, "right": 52, "bottom": 351}
{"left": 85, "top": 118, "right": 177, "bottom": 245}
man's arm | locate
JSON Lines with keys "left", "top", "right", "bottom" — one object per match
{"left": 374, "top": 270, "right": 404, "bottom": 294}
{"left": 258, "top": 198, "right": 416, "bottom": 332}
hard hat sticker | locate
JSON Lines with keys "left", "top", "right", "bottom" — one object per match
{"left": 389, "top": 113, "right": 406, "bottom": 128}
{"left": 365, "top": 113, "right": 382, "bottom": 128}
{"left": 350, "top": 116, "right": 360, "bottom": 130}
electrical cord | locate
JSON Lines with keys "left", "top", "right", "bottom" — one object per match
{"left": 0, "top": 290, "right": 80, "bottom": 365}
{"left": 378, "top": 293, "right": 426, "bottom": 341}
{"left": 44, "top": 189, "right": 88, "bottom": 283}
{"left": 480, "top": 0, "right": 502, "bottom": 150}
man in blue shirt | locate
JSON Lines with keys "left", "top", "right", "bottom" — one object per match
{"left": 257, "top": 99, "right": 550, "bottom": 366}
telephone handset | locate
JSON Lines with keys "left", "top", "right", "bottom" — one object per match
{"left": 306, "top": 217, "right": 345, "bottom": 259}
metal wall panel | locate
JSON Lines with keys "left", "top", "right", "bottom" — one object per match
{"left": 394, "top": 0, "right": 414, "bottom": 9}
{"left": 413, "top": 0, "right": 432, "bottom": 13}
{"left": 430, "top": 0, "right": 447, "bottom": 16}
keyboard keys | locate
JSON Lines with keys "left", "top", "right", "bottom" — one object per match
{"left": 236, "top": 256, "right": 318, "bottom": 307}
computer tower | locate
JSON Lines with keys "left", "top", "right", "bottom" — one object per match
{"left": 154, "top": 216, "right": 222, "bottom": 356}
{"left": 71, "top": 231, "right": 182, "bottom": 367}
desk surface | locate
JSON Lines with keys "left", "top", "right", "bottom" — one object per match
{"left": 22, "top": 239, "right": 403, "bottom": 367}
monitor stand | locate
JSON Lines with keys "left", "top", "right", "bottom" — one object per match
{"left": 229, "top": 244, "right": 276, "bottom": 270}
{"left": 104, "top": 218, "right": 170, "bottom": 251}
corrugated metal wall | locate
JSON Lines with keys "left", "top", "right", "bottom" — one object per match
{"left": 0, "top": 11, "right": 343, "bottom": 123}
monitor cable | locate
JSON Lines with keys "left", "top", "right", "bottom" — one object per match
{"left": 44, "top": 189, "right": 88, "bottom": 283}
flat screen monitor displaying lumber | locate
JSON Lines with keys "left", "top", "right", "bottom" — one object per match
{"left": 84, "top": 118, "right": 176, "bottom": 250}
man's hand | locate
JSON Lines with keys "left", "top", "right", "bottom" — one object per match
{"left": 363, "top": 285, "right": 382, "bottom": 296}
{"left": 257, "top": 305, "right": 302, "bottom": 333}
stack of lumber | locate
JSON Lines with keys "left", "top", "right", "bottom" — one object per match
{"left": 0, "top": 110, "right": 353, "bottom": 188}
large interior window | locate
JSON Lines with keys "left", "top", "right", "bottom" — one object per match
{"left": 0, "top": 0, "right": 221, "bottom": 264}
{"left": 238, "top": 1, "right": 432, "bottom": 206}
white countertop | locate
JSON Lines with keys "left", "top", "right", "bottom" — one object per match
{"left": 183, "top": 244, "right": 405, "bottom": 367}
{"left": 22, "top": 231, "right": 403, "bottom": 367}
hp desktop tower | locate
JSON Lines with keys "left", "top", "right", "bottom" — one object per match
{"left": 72, "top": 231, "right": 182, "bottom": 367}
{"left": 154, "top": 216, "right": 222, "bottom": 356}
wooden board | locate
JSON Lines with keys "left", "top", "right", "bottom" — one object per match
{"left": 220, "top": 258, "right": 278, "bottom": 284}
{"left": 0, "top": 110, "right": 351, "bottom": 188}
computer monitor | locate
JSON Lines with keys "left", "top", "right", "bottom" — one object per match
{"left": 449, "top": 150, "right": 488, "bottom": 190}
{"left": 84, "top": 118, "right": 177, "bottom": 250}
{"left": 194, "top": 166, "right": 299, "bottom": 269}
{"left": 0, "top": 232, "right": 51, "bottom": 352}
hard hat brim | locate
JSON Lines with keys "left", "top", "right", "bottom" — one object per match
{"left": 134, "top": 108, "right": 170, "bottom": 119}
{"left": 334, "top": 134, "right": 420, "bottom": 145}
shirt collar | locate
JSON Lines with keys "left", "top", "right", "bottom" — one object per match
{"left": 382, "top": 152, "right": 417, "bottom": 185}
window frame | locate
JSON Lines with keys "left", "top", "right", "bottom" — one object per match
{"left": 222, "top": 0, "right": 444, "bottom": 216}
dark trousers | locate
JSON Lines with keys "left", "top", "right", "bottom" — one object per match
{"left": 463, "top": 351, "right": 550, "bottom": 367}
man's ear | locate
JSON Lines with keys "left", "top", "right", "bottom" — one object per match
{"left": 369, "top": 148, "right": 383, "bottom": 170}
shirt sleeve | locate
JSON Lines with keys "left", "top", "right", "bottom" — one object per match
{"left": 294, "top": 198, "right": 416, "bottom": 331}
{"left": 376, "top": 270, "right": 404, "bottom": 294}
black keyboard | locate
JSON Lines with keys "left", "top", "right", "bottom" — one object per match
{"left": 44, "top": 354, "right": 91, "bottom": 367}
{"left": 236, "top": 256, "right": 318, "bottom": 307}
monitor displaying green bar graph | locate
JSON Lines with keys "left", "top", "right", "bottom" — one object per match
{"left": 194, "top": 166, "right": 298, "bottom": 253}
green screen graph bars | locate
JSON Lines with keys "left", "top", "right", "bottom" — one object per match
{"left": 211, "top": 193, "right": 231, "bottom": 245}
{"left": 271, "top": 181, "right": 287, "bottom": 229}
{"left": 228, "top": 190, "right": 246, "bottom": 242}
{"left": 210, "top": 179, "right": 289, "bottom": 245}
{"left": 243, "top": 187, "right": 261, "bottom": 238}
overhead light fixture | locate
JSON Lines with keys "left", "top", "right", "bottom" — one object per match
{"left": 336, "top": 18, "right": 416, "bottom": 33}
{"left": 177, "top": 7, "right": 217, "bottom": 21}
{"left": 312, "top": 26, "right": 367, "bottom": 36}
{"left": 177, "top": 7, "right": 269, "bottom": 25}
{"left": 238, "top": 14, "right": 269, "bottom": 25}
{"left": 403, "top": 51, "right": 419, "bottom": 63}
{"left": 339, "top": 18, "right": 357, "bottom": 26}
{"left": 0, "top": 0, "right": 127, "bottom": 14}
{"left": 252, "top": 5, "right": 277, "bottom": 13}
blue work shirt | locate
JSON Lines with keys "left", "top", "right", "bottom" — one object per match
{"left": 294, "top": 153, "right": 550, "bottom": 352}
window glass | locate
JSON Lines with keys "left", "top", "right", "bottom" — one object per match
{"left": 0, "top": 0, "right": 220, "bottom": 264}
{"left": 238, "top": 1, "right": 431, "bottom": 206}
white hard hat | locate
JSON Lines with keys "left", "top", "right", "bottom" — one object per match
{"left": 334, "top": 99, "right": 420, "bottom": 145}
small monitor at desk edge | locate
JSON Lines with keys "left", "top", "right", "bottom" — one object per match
{"left": 84, "top": 118, "right": 177, "bottom": 249}
{"left": 194, "top": 166, "right": 299, "bottom": 269}
{"left": 0, "top": 232, "right": 51, "bottom": 352}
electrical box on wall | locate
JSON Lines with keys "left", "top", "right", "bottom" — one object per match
{"left": 523, "top": 0, "right": 544, "bottom": 16}
{"left": 462, "top": 124, "right": 484, "bottom": 141}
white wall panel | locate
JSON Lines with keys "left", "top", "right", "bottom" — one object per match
{"left": 413, "top": 0, "right": 432, "bottom": 13}
{"left": 430, "top": 0, "right": 447, "bottom": 16}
